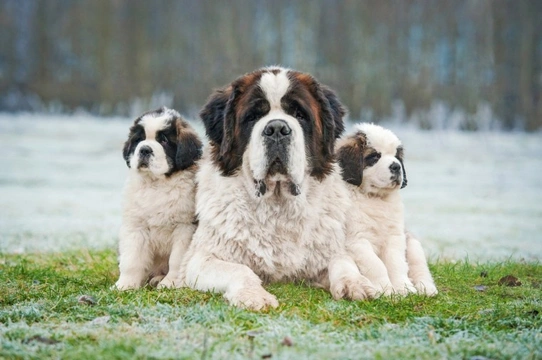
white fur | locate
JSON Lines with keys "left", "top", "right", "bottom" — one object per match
{"left": 182, "top": 151, "right": 375, "bottom": 309}
{"left": 340, "top": 123, "right": 438, "bottom": 296}
{"left": 115, "top": 168, "right": 197, "bottom": 290}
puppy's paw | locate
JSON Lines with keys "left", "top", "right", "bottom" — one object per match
{"left": 148, "top": 275, "right": 166, "bottom": 288}
{"left": 331, "top": 276, "right": 376, "bottom": 301}
{"left": 157, "top": 276, "right": 182, "bottom": 289}
{"left": 393, "top": 280, "right": 418, "bottom": 296}
{"left": 226, "top": 287, "right": 279, "bottom": 311}
{"left": 113, "top": 279, "right": 142, "bottom": 291}
{"left": 374, "top": 282, "right": 395, "bottom": 297}
{"left": 414, "top": 281, "right": 438, "bottom": 296}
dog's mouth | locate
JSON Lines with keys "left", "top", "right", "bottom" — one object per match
{"left": 138, "top": 158, "right": 149, "bottom": 169}
{"left": 253, "top": 158, "right": 300, "bottom": 198}
{"left": 267, "top": 158, "right": 288, "bottom": 176}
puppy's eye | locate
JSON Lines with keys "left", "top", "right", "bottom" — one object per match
{"left": 365, "top": 153, "right": 381, "bottom": 167}
{"left": 294, "top": 108, "right": 306, "bottom": 121}
{"left": 157, "top": 134, "right": 169, "bottom": 145}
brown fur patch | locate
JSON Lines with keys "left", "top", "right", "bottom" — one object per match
{"left": 336, "top": 132, "right": 368, "bottom": 186}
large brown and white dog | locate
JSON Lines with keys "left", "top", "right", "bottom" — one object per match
{"left": 336, "top": 123, "right": 437, "bottom": 296}
{"left": 114, "top": 107, "right": 202, "bottom": 290}
{"left": 180, "top": 67, "right": 376, "bottom": 310}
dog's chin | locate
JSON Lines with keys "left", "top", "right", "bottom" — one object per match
{"left": 252, "top": 159, "right": 301, "bottom": 198}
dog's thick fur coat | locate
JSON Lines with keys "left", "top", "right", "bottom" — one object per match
{"left": 115, "top": 107, "right": 202, "bottom": 290}
{"left": 181, "top": 67, "right": 375, "bottom": 309}
{"left": 336, "top": 123, "right": 438, "bottom": 296}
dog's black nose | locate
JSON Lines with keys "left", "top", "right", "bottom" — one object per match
{"left": 389, "top": 162, "right": 401, "bottom": 173}
{"left": 140, "top": 145, "right": 153, "bottom": 156}
{"left": 263, "top": 120, "right": 291, "bottom": 139}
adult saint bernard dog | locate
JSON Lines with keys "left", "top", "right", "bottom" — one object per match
{"left": 336, "top": 123, "right": 438, "bottom": 296}
{"left": 181, "top": 67, "right": 376, "bottom": 310}
{"left": 114, "top": 107, "right": 202, "bottom": 290}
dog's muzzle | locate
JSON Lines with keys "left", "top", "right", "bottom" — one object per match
{"left": 389, "top": 162, "right": 402, "bottom": 186}
{"left": 138, "top": 145, "right": 153, "bottom": 168}
{"left": 263, "top": 119, "right": 291, "bottom": 176}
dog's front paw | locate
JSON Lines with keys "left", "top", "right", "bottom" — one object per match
{"left": 393, "top": 280, "right": 418, "bottom": 296}
{"left": 157, "top": 276, "right": 182, "bottom": 289}
{"left": 113, "top": 278, "right": 142, "bottom": 291}
{"left": 331, "top": 276, "right": 376, "bottom": 301}
{"left": 414, "top": 281, "right": 438, "bottom": 296}
{"left": 374, "top": 282, "right": 395, "bottom": 297}
{"left": 225, "top": 287, "right": 279, "bottom": 311}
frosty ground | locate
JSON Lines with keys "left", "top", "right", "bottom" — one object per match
{"left": 1, "top": 113, "right": 541, "bottom": 260}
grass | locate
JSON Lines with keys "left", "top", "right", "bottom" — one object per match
{"left": 0, "top": 250, "right": 541, "bottom": 359}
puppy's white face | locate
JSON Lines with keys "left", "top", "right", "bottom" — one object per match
{"left": 336, "top": 123, "right": 407, "bottom": 197}
{"left": 199, "top": 67, "right": 346, "bottom": 198}
{"left": 123, "top": 107, "right": 202, "bottom": 177}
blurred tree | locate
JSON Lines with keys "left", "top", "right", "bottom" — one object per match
{"left": 0, "top": 0, "right": 540, "bottom": 130}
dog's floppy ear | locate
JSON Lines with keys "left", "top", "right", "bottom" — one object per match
{"left": 199, "top": 84, "right": 243, "bottom": 176}
{"left": 199, "top": 86, "right": 232, "bottom": 146}
{"left": 322, "top": 86, "right": 347, "bottom": 140}
{"left": 122, "top": 123, "right": 144, "bottom": 168}
{"left": 336, "top": 132, "right": 366, "bottom": 186}
{"left": 175, "top": 119, "right": 203, "bottom": 170}
{"left": 396, "top": 145, "right": 408, "bottom": 188}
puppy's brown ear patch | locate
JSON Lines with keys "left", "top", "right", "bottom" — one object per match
{"left": 336, "top": 133, "right": 366, "bottom": 186}
{"left": 175, "top": 119, "right": 203, "bottom": 170}
{"left": 396, "top": 146, "right": 408, "bottom": 188}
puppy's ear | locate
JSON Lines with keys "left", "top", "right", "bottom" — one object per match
{"left": 396, "top": 145, "right": 408, "bottom": 188}
{"left": 336, "top": 133, "right": 366, "bottom": 186}
{"left": 175, "top": 119, "right": 203, "bottom": 170}
{"left": 122, "top": 123, "right": 144, "bottom": 168}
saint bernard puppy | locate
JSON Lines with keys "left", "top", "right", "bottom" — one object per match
{"left": 336, "top": 123, "right": 437, "bottom": 296}
{"left": 114, "top": 107, "right": 202, "bottom": 290}
{"left": 180, "top": 67, "right": 376, "bottom": 310}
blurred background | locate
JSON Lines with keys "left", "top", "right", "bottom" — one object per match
{"left": 1, "top": 0, "right": 541, "bottom": 131}
{"left": 1, "top": 1, "right": 541, "bottom": 259}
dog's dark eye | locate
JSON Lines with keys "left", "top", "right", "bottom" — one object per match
{"left": 245, "top": 113, "right": 257, "bottom": 123}
{"left": 157, "top": 134, "right": 169, "bottom": 145}
{"left": 365, "top": 153, "right": 381, "bottom": 167}
{"left": 294, "top": 108, "right": 306, "bottom": 122}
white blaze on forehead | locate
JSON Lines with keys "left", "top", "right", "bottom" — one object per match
{"left": 259, "top": 70, "right": 291, "bottom": 110}
{"left": 355, "top": 123, "right": 402, "bottom": 154}
{"left": 140, "top": 108, "right": 178, "bottom": 139}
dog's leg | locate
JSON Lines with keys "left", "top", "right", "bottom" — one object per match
{"left": 328, "top": 255, "right": 376, "bottom": 301}
{"left": 114, "top": 225, "right": 152, "bottom": 290}
{"left": 382, "top": 235, "right": 417, "bottom": 295}
{"left": 185, "top": 251, "right": 278, "bottom": 311}
{"left": 406, "top": 233, "right": 438, "bottom": 296}
{"left": 348, "top": 239, "right": 395, "bottom": 296}
{"left": 158, "top": 224, "right": 196, "bottom": 289}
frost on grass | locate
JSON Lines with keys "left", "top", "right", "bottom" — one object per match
{"left": 1, "top": 303, "right": 540, "bottom": 359}
{"left": 1, "top": 114, "right": 542, "bottom": 260}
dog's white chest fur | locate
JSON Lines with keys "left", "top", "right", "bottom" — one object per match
{"left": 122, "top": 170, "right": 196, "bottom": 251}
{"left": 347, "top": 189, "right": 405, "bottom": 255}
{"left": 191, "top": 153, "right": 350, "bottom": 283}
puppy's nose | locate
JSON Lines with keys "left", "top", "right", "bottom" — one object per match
{"left": 389, "top": 162, "right": 401, "bottom": 173}
{"left": 140, "top": 145, "right": 153, "bottom": 156}
{"left": 263, "top": 119, "right": 292, "bottom": 139}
